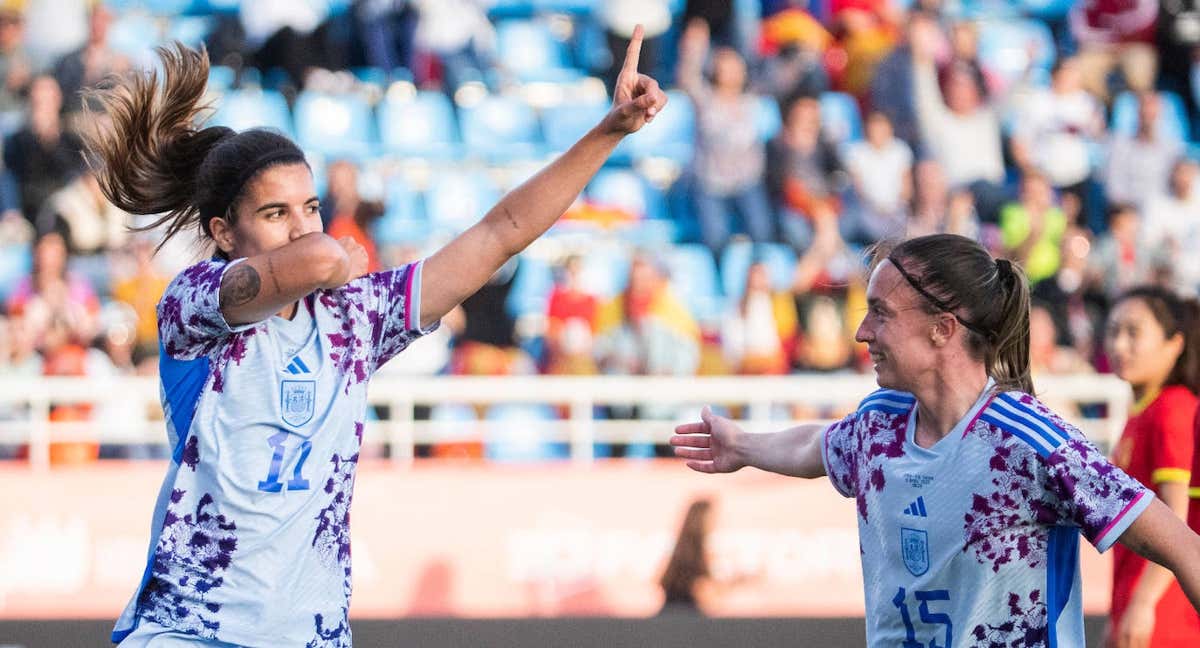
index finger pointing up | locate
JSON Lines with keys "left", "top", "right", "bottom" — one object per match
{"left": 622, "top": 24, "right": 644, "bottom": 78}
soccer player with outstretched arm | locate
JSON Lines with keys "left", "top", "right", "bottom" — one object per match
{"left": 84, "top": 32, "right": 665, "bottom": 647}
{"left": 671, "top": 234, "right": 1200, "bottom": 646}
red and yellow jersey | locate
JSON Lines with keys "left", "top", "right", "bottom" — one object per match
{"left": 1110, "top": 385, "right": 1200, "bottom": 647}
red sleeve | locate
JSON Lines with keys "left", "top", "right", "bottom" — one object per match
{"left": 1149, "top": 388, "right": 1198, "bottom": 485}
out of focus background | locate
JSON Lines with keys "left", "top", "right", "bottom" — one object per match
{"left": 0, "top": 0, "right": 1187, "bottom": 644}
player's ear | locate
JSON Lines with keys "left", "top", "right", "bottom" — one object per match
{"left": 930, "top": 312, "right": 955, "bottom": 347}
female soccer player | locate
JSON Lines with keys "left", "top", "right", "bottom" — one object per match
{"left": 1104, "top": 286, "right": 1200, "bottom": 648}
{"left": 86, "top": 34, "right": 665, "bottom": 646}
{"left": 671, "top": 234, "right": 1200, "bottom": 646}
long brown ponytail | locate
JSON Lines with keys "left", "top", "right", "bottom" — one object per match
{"left": 80, "top": 43, "right": 306, "bottom": 253}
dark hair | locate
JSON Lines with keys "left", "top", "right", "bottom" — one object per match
{"left": 1112, "top": 286, "right": 1200, "bottom": 394}
{"left": 79, "top": 42, "right": 306, "bottom": 253}
{"left": 659, "top": 498, "right": 712, "bottom": 602}
{"left": 876, "top": 234, "right": 1033, "bottom": 393}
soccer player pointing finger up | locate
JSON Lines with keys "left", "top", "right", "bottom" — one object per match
{"left": 672, "top": 234, "right": 1200, "bottom": 647}
{"left": 85, "top": 30, "right": 665, "bottom": 648}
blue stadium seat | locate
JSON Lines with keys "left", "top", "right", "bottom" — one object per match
{"left": 819, "top": 92, "right": 863, "bottom": 145}
{"left": 487, "top": 0, "right": 537, "bottom": 19}
{"left": 977, "top": 19, "right": 1055, "bottom": 90}
{"left": 494, "top": 20, "right": 582, "bottom": 83}
{"left": 371, "top": 181, "right": 428, "bottom": 245}
{"left": 626, "top": 89, "right": 695, "bottom": 166}
{"left": 459, "top": 95, "right": 543, "bottom": 161}
{"left": 506, "top": 256, "right": 555, "bottom": 320}
{"left": 661, "top": 244, "right": 723, "bottom": 322}
{"left": 586, "top": 168, "right": 668, "bottom": 221}
{"left": 166, "top": 15, "right": 215, "bottom": 47}
{"left": 542, "top": 100, "right": 608, "bottom": 153}
{"left": 0, "top": 245, "right": 31, "bottom": 303}
{"left": 378, "top": 91, "right": 462, "bottom": 159}
{"left": 1111, "top": 91, "right": 1191, "bottom": 143}
{"left": 755, "top": 94, "right": 782, "bottom": 141}
{"left": 207, "top": 65, "right": 236, "bottom": 93}
{"left": 209, "top": 88, "right": 293, "bottom": 137}
{"left": 294, "top": 91, "right": 376, "bottom": 158}
{"left": 484, "top": 403, "right": 568, "bottom": 462}
{"left": 534, "top": 0, "right": 599, "bottom": 14}
{"left": 425, "top": 169, "right": 501, "bottom": 231}
{"left": 719, "top": 241, "right": 797, "bottom": 300}
{"left": 1018, "top": 0, "right": 1074, "bottom": 19}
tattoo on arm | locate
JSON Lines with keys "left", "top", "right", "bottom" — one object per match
{"left": 501, "top": 205, "right": 519, "bottom": 230}
{"left": 219, "top": 264, "right": 262, "bottom": 309}
{"left": 266, "top": 256, "right": 282, "bottom": 293}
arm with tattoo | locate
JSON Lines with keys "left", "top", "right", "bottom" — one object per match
{"left": 218, "top": 232, "right": 354, "bottom": 325}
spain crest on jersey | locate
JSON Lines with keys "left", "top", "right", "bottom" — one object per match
{"left": 281, "top": 380, "right": 315, "bottom": 427}
{"left": 900, "top": 527, "right": 929, "bottom": 576}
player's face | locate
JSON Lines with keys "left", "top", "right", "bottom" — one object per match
{"left": 213, "top": 162, "right": 322, "bottom": 259}
{"left": 856, "top": 261, "right": 938, "bottom": 390}
{"left": 1105, "top": 298, "right": 1183, "bottom": 390}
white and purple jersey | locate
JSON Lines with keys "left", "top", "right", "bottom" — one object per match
{"left": 113, "top": 258, "right": 435, "bottom": 647}
{"left": 822, "top": 382, "right": 1153, "bottom": 647}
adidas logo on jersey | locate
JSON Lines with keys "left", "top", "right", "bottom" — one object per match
{"left": 285, "top": 357, "right": 311, "bottom": 375}
{"left": 903, "top": 496, "right": 928, "bottom": 517}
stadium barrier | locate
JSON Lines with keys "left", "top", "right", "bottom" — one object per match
{"left": 0, "top": 374, "right": 1130, "bottom": 470}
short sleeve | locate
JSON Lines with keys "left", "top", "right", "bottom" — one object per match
{"left": 822, "top": 411, "right": 860, "bottom": 498}
{"left": 363, "top": 260, "right": 440, "bottom": 372}
{"left": 157, "top": 259, "right": 257, "bottom": 361}
{"left": 1044, "top": 437, "right": 1154, "bottom": 553}
{"left": 1149, "top": 390, "right": 1197, "bottom": 486}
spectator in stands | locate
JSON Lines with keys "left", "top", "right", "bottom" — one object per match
{"left": 722, "top": 259, "right": 798, "bottom": 375}
{"left": 39, "top": 311, "right": 101, "bottom": 465}
{"left": 1069, "top": 0, "right": 1158, "bottom": 102}
{"left": 412, "top": 0, "right": 494, "bottom": 92}
{"left": 1010, "top": 57, "right": 1105, "bottom": 227}
{"left": 544, "top": 255, "right": 600, "bottom": 375}
{"left": 947, "top": 20, "right": 987, "bottom": 100}
{"left": 870, "top": 10, "right": 943, "bottom": 156}
{"left": 999, "top": 171, "right": 1068, "bottom": 286}
{"left": 35, "top": 169, "right": 130, "bottom": 256}
{"left": 1157, "top": 0, "right": 1200, "bottom": 125}
{"left": 239, "top": 0, "right": 330, "bottom": 89}
{"left": 6, "top": 230, "right": 97, "bottom": 349}
{"left": 4, "top": 75, "right": 82, "bottom": 223}
{"left": 1030, "top": 302, "right": 1091, "bottom": 377}
{"left": 913, "top": 53, "right": 1006, "bottom": 223}
{"left": 1032, "top": 227, "right": 1107, "bottom": 367}
{"left": 766, "top": 94, "right": 845, "bottom": 253}
{"left": 1105, "top": 92, "right": 1184, "bottom": 210}
{"left": 683, "top": 0, "right": 740, "bottom": 52}
{"left": 20, "top": 0, "right": 87, "bottom": 71}
{"left": 1088, "top": 204, "right": 1159, "bottom": 302}
{"left": 1142, "top": 157, "right": 1200, "bottom": 296}
{"left": 756, "top": 7, "right": 830, "bottom": 108}
{"left": 827, "top": 0, "right": 899, "bottom": 101}
{"left": 595, "top": 255, "right": 700, "bottom": 378}
{"left": 905, "top": 159, "right": 979, "bottom": 240}
{"left": 601, "top": 1, "right": 671, "bottom": 96}
{"left": 450, "top": 257, "right": 536, "bottom": 376}
{"left": 677, "top": 18, "right": 773, "bottom": 256}
{"left": 327, "top": 200, "right": 382, "bottom": 274}
{"left": 842, "top": 110, "right": 912, "bottom": 244}
{"left": 354, "top": 0, "right": 419, "bottom": 73}
{"left": 52, "top": 3, "right": 127, "bottom": 117}
{"left": 109, "top": 235, "right": 171, "bottom": 364}
{"left": 0, "top": 3, "right": 30, "bottom": 133}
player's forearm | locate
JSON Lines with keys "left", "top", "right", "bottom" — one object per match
{"left": 480, "top": 124, "right": 623, "bottom": 258}
{"left": 220, "top": 232, "right": 348, "bottom": 325}
{"left": 736, "top": 423, "right": 826, "bottom": 478}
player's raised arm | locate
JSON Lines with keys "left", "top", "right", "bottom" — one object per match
{"left": 416, "top": 25, "right": 667, "bottom": 329}
{"left": 669, "top": 407, "right": 828, "bottom": 478}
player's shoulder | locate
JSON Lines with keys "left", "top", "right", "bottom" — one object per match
{"left": 166, "top": 258, "right": 229, "bottom": 293}
{"left": 856, "top": 388, "right": 916, "bottom": 416}
{"left": 978, "top": 390, "right": 1081, "bottom": 458}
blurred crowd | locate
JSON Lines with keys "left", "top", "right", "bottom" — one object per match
{"left": 0, "top": 0, "right": 1198, "bottom": 459}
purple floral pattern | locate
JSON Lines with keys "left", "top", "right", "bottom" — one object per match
{"left": 963, "top": 422, "right": 1050, "bottom": 572}
{"left": 139, "top": 491, "right": 238, "bottom": 639}
{"left": 306, "top": 421, "right": 361, "bottom": 648}
{"left": 968, "top": 591, "right": 1047, "bottom": 647}
{"left": 825, "top": 401, "right": 910, "bottom": 522}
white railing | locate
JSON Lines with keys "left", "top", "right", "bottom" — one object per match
{"left": 0, "top": 374, "right": 1131, "bottom": 470}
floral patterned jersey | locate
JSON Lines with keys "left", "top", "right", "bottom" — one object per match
{"left": 822, "top": 384, "right": 1153, "bottom": 648}
{"left": 113, "top": 258, "right": 435, "bottom": 647}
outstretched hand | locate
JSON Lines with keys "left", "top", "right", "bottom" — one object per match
{"left": 669, "top": 406, "right": 746, "bottom": 474}
{"left": 604, "top": 24, "right": 668, "bottom": 136}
